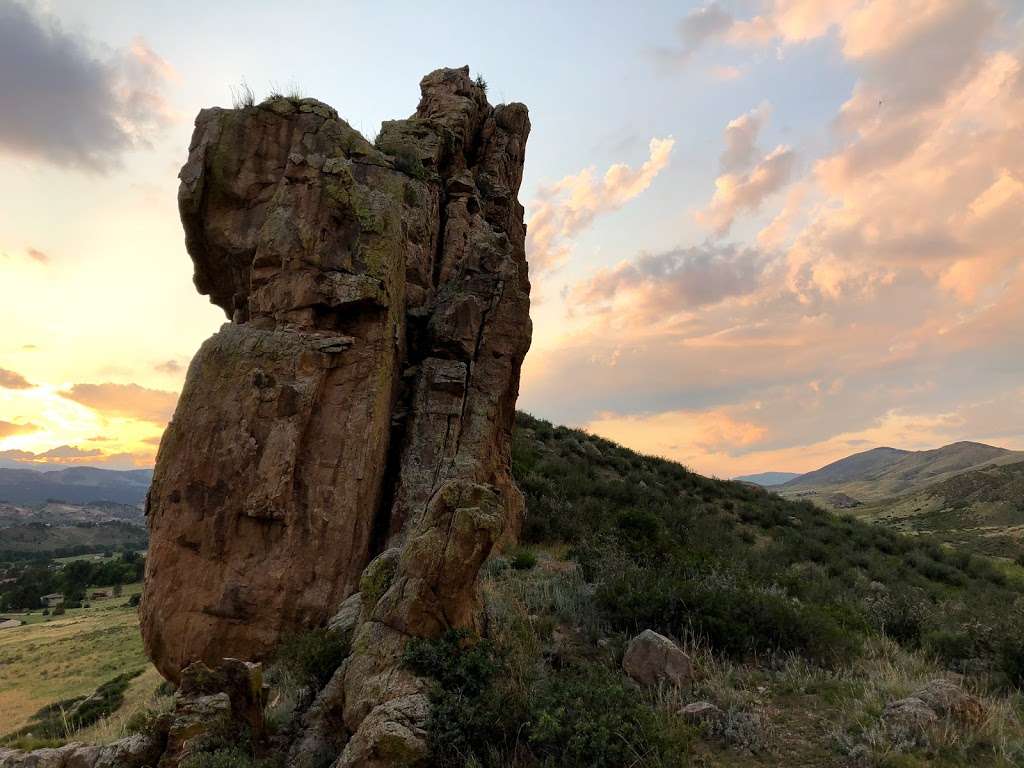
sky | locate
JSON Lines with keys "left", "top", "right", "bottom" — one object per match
{"left": 1, "top": 0, "right": 1022, "bottom": 478}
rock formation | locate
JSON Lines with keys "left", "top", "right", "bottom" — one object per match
{"left": 140, "top": 65, "right": 531, "bottom": 690}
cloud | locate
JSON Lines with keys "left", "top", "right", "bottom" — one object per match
{"left": 526, "top": 137, "right": 675, "bottom": 277}
{"left": 36, "top": 444, "right": 102, "bottom": 460}
{"left": 698, "top": 145, "right": 796, "bottom": 236}
{"left": 0, "top": 0, "right": 177, "bottom": 170}
{"left": 720, "top": 103, "right": 771, "bottom": 173}
{"left": 154, "top": 359, "right": 183, "bottom": 374}
{"left": 522, "top": 0, "right": 1024, "bottom": 478}
{"left": 0, "top": 420, "right": 37, "bottom": 438}
{"left": 0, "top": 444, "right": 152, "bottom": 469}
{"left": 0, "top": 368, "right": 33, "bottom": 389}
{"left": 657, "top": 3, "right": 754, "bottom": 67}
{"left": 710, "top": 65, "right": 745, "bottom": 81}
{"left": 59, "top": 382, "right": 179, "bottom": 424}
{"left": 570, "top": 244, "right": 766, "bottom": 316}
{"left": 586, "top": 407, "right": 768, "bottom": 470}
{"left": 757, "top": 184, "right": 807, "bottom": 249}
{"left": 26, "top": 247, "right": 48, "bottom": 263}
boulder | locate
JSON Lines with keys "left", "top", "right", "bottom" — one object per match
{"left": 141, "top": 65, "right": 532, "bottom": 683}
{"left": 623, "top": 629, "right": 693, "bottom": 687}
{"left": 882, "top": 696, "right": 938, "bottom": 732}
{"left": 679, "top": 701, "right": 723, "bottom": 724}
{"left": 328, "top": 593, "right": 364, "bottom": 641}
{"left": 911, "top": 678, "right": 984, "bottom": 725}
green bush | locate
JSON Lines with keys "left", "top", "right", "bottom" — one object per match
{"left": 404, "top": 629, "right": 689, "bottom": 767}
{"left": 527, "top": 665, "right": 690, "bottom": 767}
{"left": 590, "top": 552, "right": 859, "bottom": 662}
{"left": 272, "top": 628, "right": 348, "bottom": 691}
{"left": 509, "top": 547, "right": 538, "bottom": 571}
{"left": 391, "top": 149, "right": 427, "bottom": 180}
{"left": 997, "top": 636, "right": 1024, "bottom": 688}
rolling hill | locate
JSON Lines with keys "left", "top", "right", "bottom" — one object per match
{"left": 775, "top": 441, "right": 1024, "bottom": 557}
{"left": 0, "top": 467, "right": 152, "bottom": 506}
{"left": 731, "top": 471, "right": 801, "bottom": 486}
{"left": 779, "top": 441, "right": 1022, "bottom": 501}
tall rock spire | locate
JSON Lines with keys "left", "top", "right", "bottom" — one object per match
{"left": 140, "top": 67, "right": 532, "bottom": 690}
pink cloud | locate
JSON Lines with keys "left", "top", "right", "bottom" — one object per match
{"left": 526, "top": 137, "right": 675, "bottom": 277}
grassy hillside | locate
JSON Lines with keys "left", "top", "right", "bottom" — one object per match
{"left": 513, "top": 413, "right": 1024, "bottom": 677}
{"left": 0, "top": 583, "right": 151, "bottom": 737}
{"left": 352, "top": 413, "right": 1023, "bottom": 767}
{"left": 866, "top": 460, "right": 1024, "bottom": 558}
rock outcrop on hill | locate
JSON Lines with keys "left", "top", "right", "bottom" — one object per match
{"left": 141, "top": 66, "right": 531, "bottom": 688}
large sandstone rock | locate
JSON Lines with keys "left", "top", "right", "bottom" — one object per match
{"left": 622, "top": 629, "right": 693, "bottom": 688}
{"left": 141, "top": 66, "right": 531, "bottom": 683}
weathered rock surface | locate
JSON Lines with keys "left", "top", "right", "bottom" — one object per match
{"left": 623, "top": 629, "right": 694, "bottom": 688}
{"left": 141, "top": 65, "right": 532, "bottom": 683}
{"left": 679, "top": 701, "right": 724, "bottom": 724}
{"left": 881, "top": 678, "right": 984, "bottom": 739}
{"left": 0, "top": 735, "right": 160, "bottom": 768}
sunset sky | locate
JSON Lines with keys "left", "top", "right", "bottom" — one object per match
{"left": 1, "top": 0, "right": 1023, "bottom": 478}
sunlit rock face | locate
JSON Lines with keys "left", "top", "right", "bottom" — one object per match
{"left": 141, "top": 67, "right": 531, "bottom": 684}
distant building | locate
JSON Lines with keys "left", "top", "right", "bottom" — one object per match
{"left": 40, "top": 593, "right": 64, "bottom": 607}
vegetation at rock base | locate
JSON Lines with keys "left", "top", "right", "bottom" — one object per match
{"left": 270, "top": 627, "right": 349, "bottom": 691}
{"left": 405, "top": 629, "right": 691, "bottom": 767}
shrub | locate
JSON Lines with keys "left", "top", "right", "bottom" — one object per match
{"left": 271, "top": 628, "right": 348, "bottom": 691}
{"left": 923, "top": 629, "right": 978, "bottom": 667}
{"left": 509, "top": 547, "right": 538, "bottom": 571}
{"left": 527, "top": 665, "right": 690, "bottom": 767}
{"left": 997, "top": 636, "right": 1024, "bottom": 688}
{"left": 391, "top": 148, "right": 427, "bottom": 180}
{"left": 404, "top": 629, "right": 689, "bottom": 767}
{"left": 52, "top": 605, "right": 65, "bottom": 616}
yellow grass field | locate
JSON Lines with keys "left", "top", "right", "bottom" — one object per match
{"left": 0, "top": 585, "right": 153, "bottom": 735}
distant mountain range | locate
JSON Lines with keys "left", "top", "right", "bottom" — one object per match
{"left": 0, "top": 467, "right": 152, "bottom": 506}
{"left": 761, "top": 441, "right": 1024, "bottom": 557}
{"left": 732, "top": 471, "right": 801, "bottom": 486}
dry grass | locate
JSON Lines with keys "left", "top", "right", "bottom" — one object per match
{"left": 827, "top": 636, "right": 1024, "bottom": 766}
{"left": 0, "top": 587, "right": 150, "bottom": 736}
{"left": 72, "top": 666, "right": 173, "bottom": 744}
